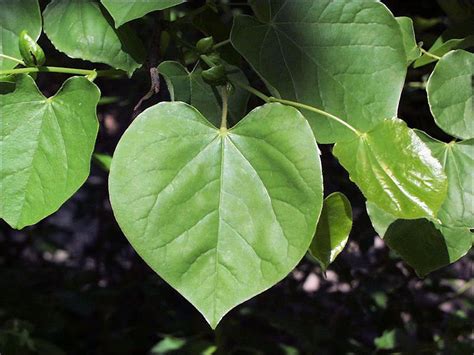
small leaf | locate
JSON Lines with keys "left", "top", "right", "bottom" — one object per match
{"left": 396, "top": 17, "right": 421, "bottom": 65}
{"left": 93, "top": 153, "right": 112, "bottom": 172}
{"left": 0, "top": 74, "right": 100, "bottom": 229}
{"left": 384, "top": 219, "right": 472, "bottom": 277}
{"left": 0, "top": 0, "right": 42, "bottom": 70}
{"left": 101, "top": 0, "right": 184, "bottom": 28}
{"left": 427, "top": 50, "right": 474, "bottom": 139}
{"left": 158, "top": 61, "right": 250, "bottom": 127}
{"left": 109, "top": 102, "right": 323, "bottom": 328}
{"left": 333, "top": 119, "right": 447, "bottom": 219}
{"left": 231, "top": 0, "right": 408, "bottom": 143}
{"left": 43, "top": 0, "right": 145, "bottom": 76}
{"left": 416, "top": 131, "right": 474, "bottom": 228}
{"left": 309, "top": 192, "right": 352, "bottom": 271}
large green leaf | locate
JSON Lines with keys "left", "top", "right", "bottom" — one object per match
{"left": 416, "top": 131, "right": 474, "bottom": 228}
{"left": 43, "top": 0, "right": 145, "bottom": 75}
{"left": 158, "top": 61, "right": 250, "bottom": 127}
{"left": 0, "top": 0, "right": 42, "bottom": 70}
{"left": 333, "top": 119, "right": 447, "bottom": 219}
{"left": 109, "top": 102, "right": 323, "bottom": 328}
{"left": 396, "top": 17, "right": 421, "bottom": 65}
{"left": 427, "top": 50, "right": 474, "bottom": 139}
{"left": 0, "top": 74, "right": 100, "bottom": 229}
{"left": 309, "top": 192, "right": 352, "bottom": 271}
{"left": 101, "top": 0, "right": 184, "bottom": 28}
{"left": 231, "top": 0, "right": 407, "bottom": 143}
{"left": 384, "top": 219, "right": 472, "bottom": 277}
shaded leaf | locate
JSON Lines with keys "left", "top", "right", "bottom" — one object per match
{"left": 416, "top": 131, "right": 474, "bottom": 228}
{"left": 109, "top": 102, "right": 323, "bottom": 328}
{"left": 309, "top": 192, "right": 352, "bottom": 270}
{"left": 396, "top": 16, "right": 421, "bottom": 65}
{"left": 0, "top": 0, "right": 42, "bottom": 70}
{"left": 231, "top": 0, "right": 407, "bottom": 143}
{"left": 0, "top": 74, "right": 100, "bottom": 229}
{"left": 158, "top": 61, "right": 250, "bottom": 127}
{"left": 43, "top": 0, "right": 145, "bottom": 75}
{"left": 385, "top": 219, "right": 472, "bottom": 277}
{"left": 427, "top": 50, "right": 474, "bottom": 139}
{"left": 101, "top": 0, "right": 184, "bottom": 28}
{"left": 333, "top": 119, "right": 447, "bottom": 219}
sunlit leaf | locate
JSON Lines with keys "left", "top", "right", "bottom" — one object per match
{"left": 231, "top": 0, "right": 407, "bottom": 143}
{"left": 0, "top": 0, "right": 42, "bottom": 70}
{"left": 309, "top": 192, "right": 352, "bottom": 271}
{"left": 43, "top": 0, "right": 145, "bottom": 75}
{"left": 333, "top": 119, "right": 447, "bottom": 219}
{"left": 158, "top": 61, "right": 250, "bottom": 127}
{"left": 101, "top": 0, "right": 184, "bottom": 28}
{"left": 427, "top": 50, "right": 474, "bottom": 139}
{"left": 396, "top": 17, "right": 421, "bottom": 65}
{"left": 109, "top": 102, "right": 323, "bottom": 328}
{"left": 0, "top": 75, "right": 100, "bottom": 229}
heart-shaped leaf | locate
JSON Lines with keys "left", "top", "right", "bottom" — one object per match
{"left": 231, "top": 0, "right": 407, "bottom": 143}
{"left": 43, "top": 0, "right": 145, "bottom": 75}
{"left": 427, "top": 50, "right": 474, "bottom": 139}
{"left": 158, "top": 61, "right": 250, "bottom": 127}
{"left": 0, "top": 0, "right": 42, "bottom": 70}
{"left": 101, "top": 0, "right": 184, "bottom": 28}
{"left": 0, "top": 74, "right": 100, "bottom": 229}
{"left": 309, "top": 192, "right": 352, "bottom": 271}
{"left": 109, "top": 102, "right": 323, "bottom": 328}
{"left": 416, "top": 131, "right": 474, "bottom": 228}
{"left": 333, "top": 119, "right": 447, "bottom": 219}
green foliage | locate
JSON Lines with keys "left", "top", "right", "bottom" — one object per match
{"left": 0, "top": 0, "right": 472, "bottom": 330}
{"left": 0, "top": 75, "right": 100, "bottom": 229}
{"left": 109, "top": 102, "right": 323, "bottom": 328}
{"left": 101, "top": 0, "right": 184, "bottom": 28}
{"left": 43, "top": 0, "right": 145, "bottom": 75}
{"left": 231, "top": 0, "right": 407, "bottom": 143}
{"left": 0, "top": 0, "right": 42, "bottom": 70}
{"left": 427, "top": 50, "right": 473, "bottom": 139}
{"left": 333, "top": 119, "right": 447, "bottom": 219}
{"left": 309, "top": 192, "right": 352, "bottom": 271}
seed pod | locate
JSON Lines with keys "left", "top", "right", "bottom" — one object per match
{"left": 196, "top": 36, "right": 214, "bottom": 54}
{"left": 201, "top": 64, "right": 227, "bottom": 86}
{"left": 19, "top": 30, "right": 45, "bottom": 67}
{"left": 206, "top": 52, "right": 221, "bottom": 65}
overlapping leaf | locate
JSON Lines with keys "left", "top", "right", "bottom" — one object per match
{"left": 231, "top": 0, "right": 408, "bottom": 143}
{"left": 309, "top": 192, "right": 352, "bottom": 271}
{"left": 333, "top": 119, "right": 447, "bottom": 220}
{"left": 158, "top": 61, "right": 250, "bottom": 127}
{"left": 43, "top": 0, "right": 145, "bottom": 75}
{"left": 0, "top": 0, "right": 42, "bottom": 70}
{"left": 427, "top": 50, "right": 473, "bottom": 139}
{"left": 101, "top": 0, "right": 184, "bottom": 28}
{"left": 109, "top": 102, "right": 323, "bottom": 328}
{"left": 416, "top": 131, "right": 474, "bottom": 228}
{"left": 396, "top": 17, "right": 421, "bottom": 65}
{"left": 0, "top": 75, "right": 100, "bottom": 229}
{"left": 384, "top": 219, "right": 472, "bottom": 277}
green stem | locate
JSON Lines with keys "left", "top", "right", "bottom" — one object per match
{"left": 213, "top": 39, "right": 231, "bottom": 50}
{"left": 230, "top": 79, "right": 360, "bottom": 135}
{"left": 420, "top": 47, "right": 441, "bottom": 61}
{"left": 220, "top": 86, "right": 229, "bottom": 130}
{"left": 268, "top": 97, "right": 361, "bottom": 135}
{"left": 231, "top": 79, "right": 270, "bottom": 102}
{"left": 0, "top": 54, "right": 25, "bottom": 66}
{"left": 0, "top": 66, "right": 124, "bottom": 77}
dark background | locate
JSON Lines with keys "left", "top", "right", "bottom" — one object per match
{"left": 1, "top": 1, "right": 472, "bottom": 354}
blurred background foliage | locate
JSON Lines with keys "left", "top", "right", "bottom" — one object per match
{"left": 1, "top": 0, "right": 473, "bottom": 354}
